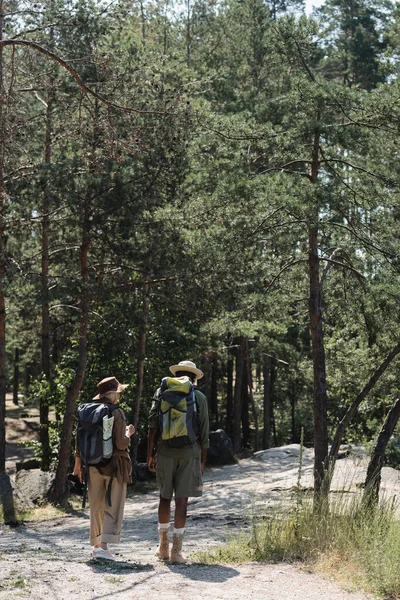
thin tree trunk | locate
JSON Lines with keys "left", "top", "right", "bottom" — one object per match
{"left": 270, "top": 360, "right": 278, "bottom": 447}
{"left": 0, "top": 1, "right": 16, "bottom": 524}
{"left": 186, "top": 0, "right": 191, "bottom": 67}
{"left": 50, "top": 195, "right": 90, "bottom": 505}
{"left": 309, "top": 222, "right": 328, "bottom": 498}
{"left": 263, "top": 354, "right": 271, "bottom": 449}
{"left": 329, "top": 342, "right": 400, "bottom": 468}
{"left": 0, "top": 0, "right": 6, "bottom": 475}
{"left": 245, "top": 339, "right": 258, "bottom": 451}
{"left": 364, "top": 397, "right": 400, "bottom": 505}
{"left": 308, "top": 115, "right": 328, "bottom": 501}
{"left": 290, "top": 382, "right": 297, "bottom": 443}
{"left": 139, "top": 1, "right": 146, "bottom": 44}
{"left": 210, "top": 354, "right": 218, "bottom": 429}
{"left": 232, "top": 336, "right": 245, "bottom": 453}
{"left": 130, "top": 278, "right": 149, "bottom": 467}
{"left": 13, "top": 348, "right": 19, "bottom": 406}
{"left": 226, "top": 355, "right": 233, "bottom": 438}
{"left": 40, "top": 18, "right": 55, "bottom": 469}
{"left": 241, "top": 362, "right": 250, "bottom": 448}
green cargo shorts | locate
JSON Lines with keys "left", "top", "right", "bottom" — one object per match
{"left": 156, "top": 454, "right": 203, "bottom": 499}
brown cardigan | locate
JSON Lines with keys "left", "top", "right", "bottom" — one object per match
{"left": 76, "top": 401, "right": 132, "bottom": 484}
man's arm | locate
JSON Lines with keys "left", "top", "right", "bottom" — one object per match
{"left": 147, "top": 427, "right": 158, "bottom": 472}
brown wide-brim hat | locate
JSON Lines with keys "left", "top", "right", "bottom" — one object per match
{"left": 93, "top": 376, "right": 128, "bottom": 400}
{"left": 169, "top": 360, "right": 204, "bottom": 380}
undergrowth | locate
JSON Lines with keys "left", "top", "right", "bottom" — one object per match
{"left": 195, "top": 435, "right": 400, "bottom": 599}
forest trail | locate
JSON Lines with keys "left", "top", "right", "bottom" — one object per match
{"left": 1, "top": 441, "right": 394, "bottom": 599}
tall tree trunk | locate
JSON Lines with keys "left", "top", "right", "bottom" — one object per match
{"left": 0, "top": 0, "right": 16, "bottom": 524}
{"left": 245, "top": 339, "right": 258, "bottom": 451}
{"left": 210, "top": 354, "right": 219, "bottom": 429}
{"left": 226, "top": 354, "right": 233, "bottom": 438}
{"left": 263, "top": 353, "right": 271, "bottom": 449}
{"left": 50, "top": 195, "right": 90, "bottom": 505}
{"left": 308, "top": 115, "right": 328, "bottom": 501}
{"left": 139, "top": 1, "right": 146, "bottom": 44}
{"left": 232, "top": 336, "right": 245, "bottom": 453}
{"left": 13, "top": 348, "right": 19, "bottom": 406}
{"left": 130, "top": 278, "right": 149, "bottom": 468}
{"left": 0, "top": 0, "right": 6, "bottom": 475}
{"left": 363, "top": 397, "right": 400, "bottom": 505}
{"left": 309, "top": 222, "right": 328, "bottom": 499}
{"left": 290, "top": 382, "right": 297, "bottom": 444}
{"left": 40, "top": 21, "right": 55, "bottom": 469}
{"left": 241, "top": 359, "right": 250, "bottom": 447}
{"left": 186, "top": 0, "right": 191, "bottom": 67}
{"left": 270, "top": 360, "right": 278, "bottom": 447}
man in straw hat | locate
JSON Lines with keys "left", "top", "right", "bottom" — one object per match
{"left": 147, "top": 360, "right": 209, "bottom": 564}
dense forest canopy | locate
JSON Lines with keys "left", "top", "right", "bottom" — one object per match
{"left": 1, "top": 0, "right": 400, "bottom": 500}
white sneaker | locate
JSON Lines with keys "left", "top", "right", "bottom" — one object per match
{"left": 91, "top": 547, "right": 116, "bottom": 561}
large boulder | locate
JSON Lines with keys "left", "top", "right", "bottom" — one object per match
{"left": 133, "top": 462, "right": 156, "bottom": 482}
{"left": 14, "top": 469, "right": 55, "bottom": 509}
{"left": 0, "top": 472, "right": 19, "bottom": 523}
{"left": 207, "top": 429, "right": 236, "bottom": 467}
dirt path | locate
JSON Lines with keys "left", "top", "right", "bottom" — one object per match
{"left": 0, "top": 445, "right": 385, "bottom": 600}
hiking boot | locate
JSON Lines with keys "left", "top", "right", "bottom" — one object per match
{"left": 170, "top": 533, "right": 187, "bottom": 564}
{"left": 156, "top": 529, "right": 170, "bottom": 560}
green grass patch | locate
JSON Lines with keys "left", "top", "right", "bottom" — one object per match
{"left": 196, "top": 491, "right": 400, "bottom": 599}
{"left": 0, "top": 502, "right": 67, "bottom": 525}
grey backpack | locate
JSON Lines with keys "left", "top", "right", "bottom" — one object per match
{"left": 77, "top": 402, "right": 118, "bottom": 467}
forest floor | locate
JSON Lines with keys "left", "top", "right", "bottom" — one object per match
{"left": 2, "top": 398, "right": 400, "bottom": 599}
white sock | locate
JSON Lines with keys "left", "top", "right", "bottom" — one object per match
{"left": 173, "top": 527, "right": 185, "bottom": 535}
{"left": 158, "top": 522, "right": 170, "bottom": 531}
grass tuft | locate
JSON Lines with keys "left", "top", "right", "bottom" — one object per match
{"left": 196, "top": 491, "right": 400, "bottom": 599}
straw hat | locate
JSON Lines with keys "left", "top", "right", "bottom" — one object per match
{"left": 169, "top": 360, "right": 204, "bottom": 380}
{"left": 93, "top": 376, "right": 128, "bottom": 400}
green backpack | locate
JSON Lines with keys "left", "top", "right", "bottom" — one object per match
{"left": 156, "top": 376, "right": 199, "bottom": 448}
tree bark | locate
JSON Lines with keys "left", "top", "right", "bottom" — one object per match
{"left": 210, "top": 354, "right": 219, "bottom": 429}
{"left": 270, "top": 361, "right": 278, "bottom": 447}
{"left": 40, "top": 16, "right": 55, "bottom": 469}
{"left": 232, "top": 336, "right": 245, "bottom": 453}
{"left": 308, "top": 115, "right": 329, "bottom": 501}
{"left": 245, "top": 339, "right": 258, "bottom": 451}
{"left": 241, "top": 360, "right": 250, "bottom": 448}
{"left": 309, "top": 222, "right": 328, "bottom": 498}
{"left": 13, "top": 348, "right": 19, "bottom": 406}
{"left": 50, "top": 195, "right": 90, "bottom": 505}
{"left": 290, "top": 382, "right": 297, "bottom": 444}
{"left": 130, "top": 278, "right": 149, "bottom": 468}
{"left": 226, "top": 355, "right": 234, "bottom": 438}
{"left": 0, "top": 0, "right": 6, "bottom": 475}
{"left": 364, "top": 397, "right": 400, "bottom": 504}
{"left": 263, "top": 354, "right": 271, "bottom": 449}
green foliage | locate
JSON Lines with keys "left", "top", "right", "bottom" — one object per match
{"left": 3, "top": 0, "right": 400, "bottom": 465}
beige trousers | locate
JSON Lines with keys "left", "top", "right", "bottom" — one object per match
{"left": 87, "top": 466, "right": 127, "bottom": 546}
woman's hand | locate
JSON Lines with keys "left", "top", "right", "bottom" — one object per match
{"left": 73, "top": 457, "right": 84, "bottom": 483}
{"left": 126, "top": 424, "right": 135, "bottom": 438}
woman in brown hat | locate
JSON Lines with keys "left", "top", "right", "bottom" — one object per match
{"left": 73, "top": 377, "right": 135, "bottom": 561}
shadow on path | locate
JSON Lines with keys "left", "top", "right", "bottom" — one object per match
{"left": 166, "top": 562, "right": 240, "bottom": 583}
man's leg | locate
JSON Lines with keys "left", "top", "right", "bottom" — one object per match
{"left": 158, "top": 496, "right": 172, "bottom": 524}
{"left": 156, "top": 497, "right": 172, "bottom": 559}
{"left": 174, "top": 497, "right": 188, "bottom": 529}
